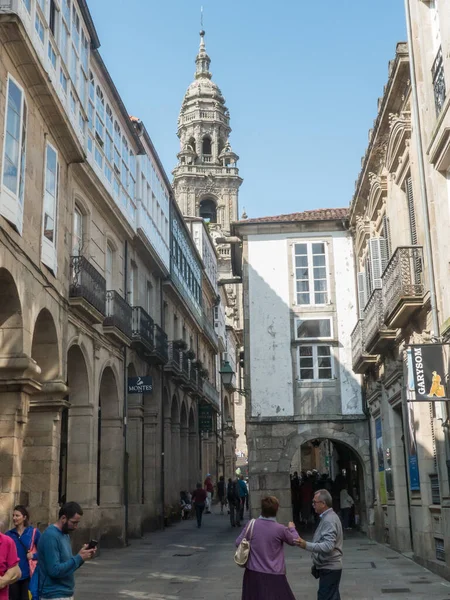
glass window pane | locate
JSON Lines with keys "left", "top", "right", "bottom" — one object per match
{"left": 296, "top": 267, "right": 309, "bottom": 280}
{"left": 9, "top": 80, "right": 22, "bottom": 114}
{"left": 295, "top": 243, "right": 307, "bottom": 255}
{"left": 295, "top": 255, "right": 308, "bottom": 267}
{"left": 318, "top": 346, "right": 331, "bottom": 356}
{"left": 297, "top": 319, "right": 331, "bottom": 338}
{"left": 313, "top": 267, "right": 327, "bottom": 280}
{"left": 318, "top": 368, "right": 332, "bottom": 379}
{"left": 300, "top": 369, "right": 314, "bottom": 380}
{"left": 296, "top": 279, "right": 309, "bottom": 292}
{"left": 297, "top": 293, "right": 310, "bottom": 305}
{"left": 312, "top": 243, "right": 325, "bottom": 255}
{"left": 312, "top": 254, "right": 326, "bottom": 267}
{"left": 314, "top": 279, "right": 327, "bottom": 292}
{"left": 299, "top": 346, "right": 313, "bottom": 357}
{"left": 315, "top": 292, "right": 327, "bottom": 304}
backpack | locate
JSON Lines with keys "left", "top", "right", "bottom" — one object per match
{"left": 227, "top": 480, "right": 239, "bottom": 502}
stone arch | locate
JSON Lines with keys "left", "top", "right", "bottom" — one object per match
{"left": 202, "top": 135, "right": 212, "bottom": 155}
{"left": 65, "top": 344, "right": 92, "bottom": 505}
{"left": 171, "top": 393, "right": 180, "bottom": 424}
{"left": 199, "top": 198, "right": 217, "bottom": 223}
{"left": 31, "top": 308, "right": 59, "bottom": 382}
{"left": 0, "top": 268, "right": 23, "bottom": 355}
{"left": 386, "top": 114, "right": 411, "bottom": 173}
{"left": 97, "top": 366, "right": 122, "bottom": 506}
{"left": 284, "top": 427, "right": 372, "bottom": 529}
{"left": 366, "top": 174, "right": 387, "bottom": 224}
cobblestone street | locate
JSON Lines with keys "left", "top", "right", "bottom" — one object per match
{"left": 75, "top": 508, "right": 450, "bottom": 600}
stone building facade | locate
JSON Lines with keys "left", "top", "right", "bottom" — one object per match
{"left": 232, "top": 211, "right": 369, "bottom": 527}
{"left": 0, "top": 0, "right": 231, "bottom": 545}
{"left": 349, "top": 25, "right": 450, "bottom": 575}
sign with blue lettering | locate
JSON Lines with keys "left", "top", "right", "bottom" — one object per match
{"left": 128, "top": 376, "right": 153, "bottom": 394}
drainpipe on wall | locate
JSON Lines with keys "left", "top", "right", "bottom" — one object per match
{"left": 123, "top": 239, "right": 129, "bottom": 546}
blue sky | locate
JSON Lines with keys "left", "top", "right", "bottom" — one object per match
{"left": 88, "top": 0, "right": 406, "bottom": 219}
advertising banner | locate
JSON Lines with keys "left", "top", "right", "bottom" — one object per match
{"left": 406, "top": 348, "right": 420, "bottom": 491}
{"left": 375, "top": 417, "right": 387, "bottom": 505}
{"left": 410, "top": 344, "right": 447, "bottom": 401}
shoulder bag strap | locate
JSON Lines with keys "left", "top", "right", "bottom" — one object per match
{"left": 247, "top": 519, "right": 256, "bottom": 541}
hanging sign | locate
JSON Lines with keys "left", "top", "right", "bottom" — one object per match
{"left": 406, "top": 348, "right": 420, "bottom": 491}
{"left": 409, "top": 344, "right": 448, "bottom": 401}
{"left": 375, "top": 417, "right": 387, "bottom": 505}
{"left": 127, "top": 376, "right": 153, "bottom": 394}
{"left": 199, "top": 404, "right": 213, "bottom": 432}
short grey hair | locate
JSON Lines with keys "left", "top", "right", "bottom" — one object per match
{"left": 314, "top": 489, "right": 332, "bottom": 508}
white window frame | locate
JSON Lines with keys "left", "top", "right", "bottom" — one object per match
{"left": 1, "top": 75, "right": 28, "bottom": 234}
{"left": 105, "top": 242, "right": 114, "bottom": 290}
{"left": 295, "top": 317, "right": 333, "bottom": 341}
{"left": 297, "top": 344, "right": 334, "bottom": 382}
{"left": 72, "top": 205, "right": 83, "bottom": 256}
{"left": 293, "top": 240, "right": 330, "bottom": 306}
{"left": 41, "top": 142, "right": 59, "bottom": 273}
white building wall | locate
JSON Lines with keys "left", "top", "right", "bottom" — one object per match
{"left": 332, "top": 236, "right": 362, "bottom": 414}
{"left": 248, "top": 236, "right": 293, "bottom": 417}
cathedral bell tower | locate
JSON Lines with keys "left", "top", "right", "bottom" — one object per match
{"left": 173, "top": 30, "right": 243, "bottom": 242}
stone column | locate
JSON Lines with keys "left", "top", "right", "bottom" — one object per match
{"left": 66, "top": 402, "right": 96, "bottom": 506}
{"left": 180, "top": 425, "right": 189, "bottom": 491}
{"left": 21, "top": 381, "right": 69, "bottom": 526}
{"left": 163, "top": 416, "right": 172, "bottom": 507}
{"left": 127, "top": 401, "right": 144, "bottom": 537}
{"left": 171, "top": 422, "right": 181, "bottom": 506}
{"left": 0, "top": 357, "right": 40, "bottom": 525}
{"left": 189, "top": 430, "right": 199, "bottom": 490}
{"left": 143, "top": 410, "right": 160, "bottom": 529}
{"left": 99, "top": 415, "right": 123, "bottom": 505}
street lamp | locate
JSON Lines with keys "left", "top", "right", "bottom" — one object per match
{"left": 219, "top": 360, "right": 251, "bottom": 397}
{"left": 225, "top": 415, "right": 234, "bottom": 430}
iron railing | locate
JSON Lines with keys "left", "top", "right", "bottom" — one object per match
{"left": 430, "top": 473, "right": 441, "bottom": 505}
{"left": 181, "top": 351, "right": 190, "bottom": 379}
{"left": 104, "top": 291, "right": 132, "bottom": 338}
{"left": 189, "top": 362, "right": 199, "bottom": 390}
{"left": 153, "top": 324, "right": 168, "bottom": 363}
{"left": 202, "top": 378, "right": 220, "bottom": 411}
{"left": 351, "top": 319, "right": 365, "bottom": 368}
{"left": 202, "top": 312, "right": 219, "bottom": 348}
{"left": 69, "top": 256, "right": 106, "bottom": 315}
{"left": 432, "top": 47, "right": 446, "bottom": 116}
{"left": 382, "top": 246, "right": 424, "bottom": 320}
{"left": 364, "top": 289, "right": 385, "bottom": 347}
{"left": 166, "top": 342, "right": 182, "bottom": 372}
{"left": 132, "top": 306, "right": 154, "bottom": 349}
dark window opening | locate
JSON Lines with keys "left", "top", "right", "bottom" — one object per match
{"left": 200, "top": 199, "right": 217, "bottom": 223}
{"left": 202, "top": 136, "right": 212, "bottom": 155}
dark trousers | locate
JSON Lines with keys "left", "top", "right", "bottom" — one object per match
{"left": 318, "top": 569, "right": 341, "bottom": 600}
{"left": 9, "top": 578, "right": 30, "bottom": 600}
{"left": 341, "top": 507, "right": 351, "bottom": 529}
{"left": 195, "top": 503, "right": 205, "bottom": 527}
{"left": 239, "top": 497, "right": 246, "bottom": 520}
{"left": 229, "top": 500, "right": 240, "bottom": 526}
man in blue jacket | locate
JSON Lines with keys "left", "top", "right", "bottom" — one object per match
{"left": 237, "top": 474, "right": 248, "bottom": 522}
{"left": 37, "top": 502, "right": 96, "bottom": 600}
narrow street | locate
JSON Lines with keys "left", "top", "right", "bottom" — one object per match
{"left": 75, "top": 507, "right": 450, "bottom": 600}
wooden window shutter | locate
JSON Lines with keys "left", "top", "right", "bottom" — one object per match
{"left": 369, "top": 237, "right": 388, "bottom": 290}
{"left": 357, "top": 271, "right": 367, "bottom": 319}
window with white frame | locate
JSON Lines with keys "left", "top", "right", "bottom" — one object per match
{"left": 298, "top": 345, "right": 333, "bottom": 381}
{"left": 1, "top": 76, "right": 27, "bottom": 233}
{"left": 295, "top": 318, "right": 332, "bottom": 340}
{"left": 41, "top": 142, "right": 59, "bottom": 271}
{"left": 294, "top": 241, "right": 328, "bottom": 305}
{"left": 72, "top": 205, "right": 83, "bottom": 256}
{"left": 105, "top": 242, "right": 114, "bottom": 290}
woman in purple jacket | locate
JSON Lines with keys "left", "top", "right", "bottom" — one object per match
{"left": 235, "top": 495, "right": 299, "bottom": 600}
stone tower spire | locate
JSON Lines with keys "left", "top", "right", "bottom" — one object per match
{"left": 173, "top": 30, "right": 243, "bottom": 237}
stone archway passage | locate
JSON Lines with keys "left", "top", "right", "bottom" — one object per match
{"left": 65, "top": 345, "right": 93, "bottom": 506}
{"left": 98, "top": 367, "right": 123, "bottom": 506}
{"left": 0, "top": 268, "right": 23, "bottom": 355}
{"left": 31, "top": 308, "right": 59, "bottom": 382}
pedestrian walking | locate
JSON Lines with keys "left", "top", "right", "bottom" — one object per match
{"left": 0, "top": 527, "right": 21, "bottom": 600}
{"left": 235, "top": 495, "right": 299, "bottom": 600}
{"left": 295, "top": 489, "right": 343, "bottom": 600}
{"left": 37, "top": 501, "right": 96, "bottom": 600}
{"left": 227, "top": 477, "right": 241, "bottom": 527}
{"left": 339, "top": 487, "right": 354, "bottom": 530}
{"left": 5, "top": 506, "right": 40, "bottom": 600}
{"left": 204, "top": 474, "right": 214, "bottom": 513}
{"left": 192, "top": 483, "right": 207, "bottom": 528}
{"left": 217, "top": 476, "right": 226, "bottom": 514}
{"left": 238, "top": 474, "right": 248, "bottom": 522}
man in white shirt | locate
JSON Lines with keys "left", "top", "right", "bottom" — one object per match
{"left": 339, "top": 488, "right": 354, "bottom": 530}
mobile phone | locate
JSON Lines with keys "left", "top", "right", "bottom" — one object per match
{"left": 87, "top": 539, "right": 98, "bottom": 550}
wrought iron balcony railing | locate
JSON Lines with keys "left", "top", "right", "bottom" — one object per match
{"left": 181, "top": 351, "right": 190, "bottom": 380}
{"left": 104, "top": 291, "right": 132, "bottom": 339}
{"left": 432, "top": 47, "right": 446, "bottom": 116}
{"left": 364, "top": 288, "right": 395, "bottom": 354}
{"left": 202, "top": 378, "right": 220, "bottom": 411}
{"left": 351, "top": 319, "right": 377, "bottom": 374}
{"left": 69, "top": 256, "right": 106, "bottom": 316}
{"left": 166, "top": 342, "right": 182, "bottom": 373}
{"left": 153, "top": 324, "right": 169, "bottom": 363}
{"left": 202, "top": 312, "right": 219, "bottom": 349}
{"left": 382, "top": 246, "right": 425, "bottom": 328}
{"left": 132, "top": 306, "right": 154, "bottom": 351}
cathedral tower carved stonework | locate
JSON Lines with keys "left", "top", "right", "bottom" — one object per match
{"left": 173, "top": 30, "right": 243, "bottom": 238}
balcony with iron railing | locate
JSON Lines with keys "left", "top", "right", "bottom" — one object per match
{"left": 164, "top": 342, "right": 183, "bottom": 379}
{"left": 69, "top": 256, "right": 106, "bottom": 323}
{"left": 351, "top": 319, "right": 377, "bottom": 374}
{"left": 202, "top": 312, "right": 219, "bottom": 350}
{"left": 382, "top": 246, "right": 426, "bottom": 329}
{"left": 150, "top": 323, "right": 169, "bottom": 365}
{"left": 364, "top": 288, "right": 395, "bottom": 355}
{"left": 432, "top": 47, "right": 446, "bottom": 116}
{"left": 201, "top": 378, "right": 220, "bottom": 411}
{"left": 104, "top": 291, "right": 132, "bottom": 343}
{"left": 131, "top": 306, "right": 154, "bottom": 354}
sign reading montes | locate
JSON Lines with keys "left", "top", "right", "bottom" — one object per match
{"left": 128, "top": 376, "right": 153, "bottom": 394}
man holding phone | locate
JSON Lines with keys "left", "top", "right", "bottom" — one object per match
{"left": 37, "top": 502, "right": 96, "bottom": 600}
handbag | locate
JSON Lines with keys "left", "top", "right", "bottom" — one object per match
{"left": 234, "top": 519, "right": 256, "bottom": 568}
